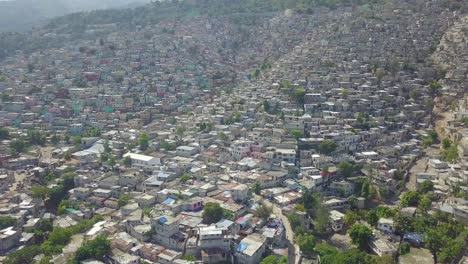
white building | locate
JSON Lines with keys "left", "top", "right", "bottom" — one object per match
{"left": 123, "top": 152, "right": 162, "bottom": 169}
{"left": 377, "top": 218, "right": 395, "bottom": 234}
{"left": 235, "top": 233, "right": 267, "bottom": 264}
{"left": 329, "top": 210, "right": 345, "bottom": 232}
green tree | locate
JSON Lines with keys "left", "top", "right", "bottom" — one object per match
{"left": 428, "top": 80, "right": 442, "bottom": 96}
{"left": 180, "top": 174, "right": 190, "bottom": 183}
{"left": 202, "top": 202, "right": 224, "bottom": 224}
{"left": 419, "top": 180, "right": 434, "bottom": 194}
{"left": 103, "top": 140, "right": 111, "bottom": 153}
{"left": 262, "top": 99, "right": 271, "bottom": 113}
{"left": 9, "top": 139, "right": 26, "bottom": 154}
{"left": 0, "top": 127, "right": 9, "bottom": 140}
{"left": 318, "top": 140, "right": 337, "bottom": 155}
{"left": 139, "top": 133, "right": 150, "bottom": 151}
{"left": 344, "top": 210, "right": 360, "bottom": 226}
{"left": 418, "top": 196, "right": 432, "bottom": 213}
{"left": 441, "top": 143, "right": 458, "bottom": 163}
{"left": 51, "top": 134, "right": 60, "bottom": 145}
{"left": 361, "top": 180, "right": 370, "bottom": 198}
{"left": 107, "top": 155, "right": 116, "bottom": 169}
{"left": 366, "top": 210, "right": 379, "bottom": 226}
{"left": 3, "top": 245, "right": 40, "bottom": 264}
{"left": 348, "top": 223, "right": 373, "bottom": 250}
{"left": 297, "top": 233, "right": 316, "bottom": 256}
{"left": 292, "top": 88, "right": 306, "bottom": 107}
{"left": 72, "top": 136, "right": 81, "bottom": 147}
{"left": 375, "top": 206, "right": 396, "bottom": 219}
{"left": 260, "top": 256, "right": 277, "bottom": 264}
{"left": 287, "top": 213, "right": 301, "bottom": 232}
{"left": 252, "top": 181, "right": 261, "bottom": 195}
{"left": 337, "top": 161, "right": 359, "bottom": 178}
{"left": 399, "top": 242, "right": 410, "bottom": 255}
{"left": 218, "top": 131, "right": 228, "bottom": 141}
{"left": 182, "top": 255, "right": 197, "bottom": 262}
{"left": 0, "top": 215, "right": 16, "bottom": 229}
{"left": 400, "top": 191, "right": 421, "bottom": 207}
{"left": 31, "top": 184, "right": 49, "bottom": 199}
{"left": 64, "top": 151, "right": 72, "bottom": 160}
{"left": 290, "top": 130, "right": 303, "bottom": 139}
{"left": 254, "top": 202, "right": 273, "bottom": 220}
{"left": 123, "top": 156, "right": 132, "bottom": 167}
{"left": 74, "top": 235, "right": 110, "bottom": 261}
{"left": 442, "top": 138, "right": 452, "bottom": 149}
{"left": 117, "top": 194, "right": 131, "bottom": 207}
{"left": 100, "top": 152, "right": 108, "bottom": 163}
{"left": 176, "top": 126, "right": 186, "bottom": 138}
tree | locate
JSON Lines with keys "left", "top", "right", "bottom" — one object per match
{"left": 366, "top": 210, "right": 379, "bottom": 226}
{"left": 375, "top": 206, "right": 396, "bottom": 219}
{"left": 252, "top": 181, "right": 261, "bottom": 195}
{"left": 182, "top": 255, "right": 197, "bottom": 262}
{"left": 180, "top": 174, "right": 190, "bottom": 183}
{"left": 9, "top": 139, "right": 26, "bottom": 154}
{"left": 344, "top": 211, "right": 360, "bottom": 226}
{"left": 218, "top": 131, "right": 228, "bottom": 141}
{"left": 176, "top": 126, "right": 186, "bottom": 138}
{"left": 318, "top": 140, "right": 337, "bottom": 155}
{"left": 290, "top": 130, "right": 303, "bottom": 139}
{"left": 418, "top": 196, "right": 432, "bottom": 213}
{"left": 117, "top": 194, "right": 131, "bottom": 207}
{"left": 292, "top": 88, "right": 306, "bottom": 107}
{"left": 348, "top": 223, "right": 372, "bottom": 250}
{"left": 287, "top": 213, "right": 301, "bottom": 232}
{"left": 72, "top": 136, "right": 81, "bottom": 147}
{"left": 0, "top": 215, "right": 15, "bottom": 229}
{"left": 103, "top": 140, "right": 111, "bottom": 153}
{"left": 441, "top": 143, "right": 458, "bottom": 163}
{"left": 400, "top": 191, "right": 421, "bottom": 207}
{"left": 254, "top": 202, "right": 273, "bottom": 220}
{"left": 139, "top": 133, "right": 150, "bottom": 151}
{"left": 394, "top": 214, "right": 413, "bottom": 235}
{"left": 51, "top": 134, "right": 60, "bottom": 145}
{"left": 202, "top": 202, "right": 224, "bottom": 224}
{"left": 0, "top": 127, "right": 9, "bottom": 140}
{"left": 262, "top": 99, "right": 271, "bottom": 113}
{"left": 64, "top": 151, "right": 72, "bottom": 160}
{"left": 361, "top": 180, "right": 371, "bottom": 198}
{"left": 337, "top": 161, "right": 359, "bottom": 178}
{"left": 260, "top": 256, "right": 277, "bottom": 264}
{"left": 107, "top": 155, "right": 116, "bottom": 169}
{"left": 297, "top": 233, "right": 316, "bottom": 256}
{"left": 3, "top": 245, "right": 40, "bottom": 264}
{"left": 123, "top": 156, "right": 132, "bottom": 167}
{"left": 428, "top": 80, "right": 442, "bottom": 96}
{"left": 74, "top": 235, "right": 110, "bottom": 261}
{"left": 419, "top": 180, "right": 434, "bottom": 194}
{"left": 442, "top": 138, "right": 452, "bottom": 149}
{"left": 31, "top": 185, "right": 49, "bottom": 199}
{"left": 100, "top": 153, "right": 109, "bottom": 163}
{"left": 399, "top": 242, "right": 410, "bottom": 255}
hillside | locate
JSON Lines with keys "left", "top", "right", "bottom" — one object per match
{"left": 0, "top": 0, "right": 151, "bottom": 32}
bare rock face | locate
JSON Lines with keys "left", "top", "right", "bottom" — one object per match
{"left": 431, "top": 15, "right": 468, "bottom": 139}
{"left": 432, "top": 15, "right": 468, "bottom": 86}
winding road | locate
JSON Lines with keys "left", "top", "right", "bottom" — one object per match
{"left": 255, "top": 195, "right": 301, "bottom": 264}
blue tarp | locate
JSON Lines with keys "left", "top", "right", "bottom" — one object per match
{"left": 163, "top": 198, "right": 176, "bottom": 205}
{"left": 158, "top": 217, "right": 167, "bottom": 224}
{"left": 236, "top": 242, "right": 248, "bottom": 252}
{"left": 404, "top": 232, "right": 424, "bottom": 243}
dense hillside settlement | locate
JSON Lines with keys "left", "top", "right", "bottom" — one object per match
{"left": 0, "top": 0, "right": 467, "bottom": 263}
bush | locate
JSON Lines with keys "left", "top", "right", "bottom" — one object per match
{"left": 399, "top": 242, "right": 410, "bottom": 255}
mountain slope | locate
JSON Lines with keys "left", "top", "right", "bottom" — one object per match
{"left": 0, "top": 0, "right": 151, "bottom": 32}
